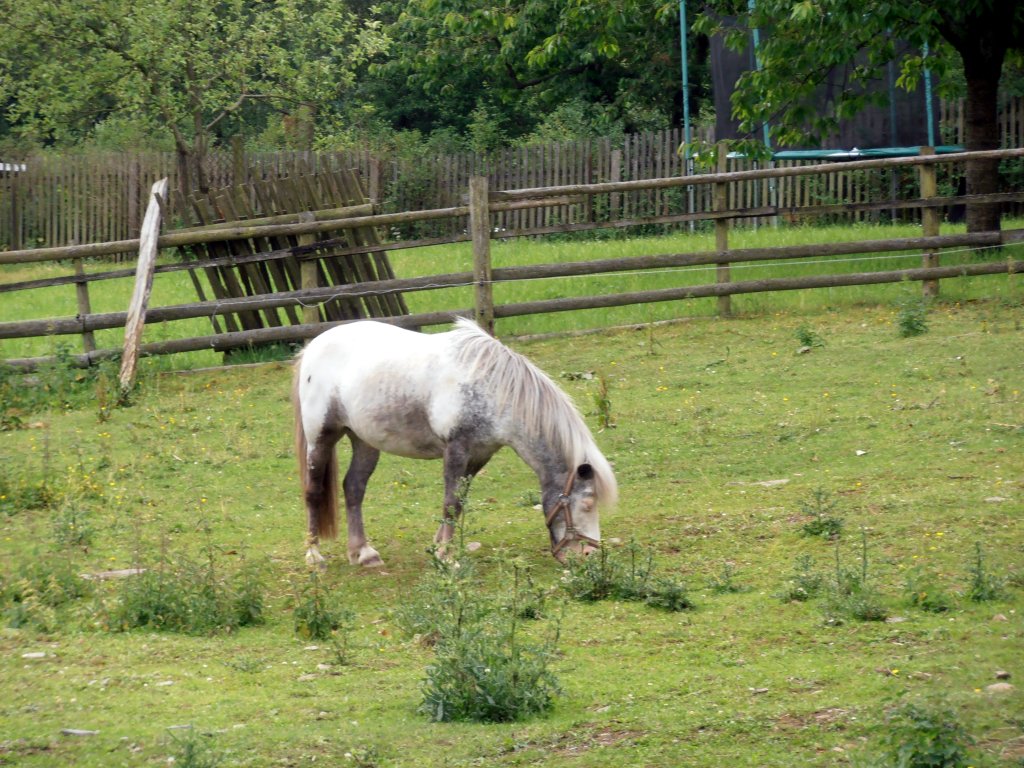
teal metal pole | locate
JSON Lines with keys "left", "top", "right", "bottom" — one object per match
{"left": 680, "top": 0, "right": 691, "bottom": 145}
{"left": 923, "top": 42, "right": 936, "bottom": 147}
{"left": 748, "top": 0, "right": 771, "bottom": 149}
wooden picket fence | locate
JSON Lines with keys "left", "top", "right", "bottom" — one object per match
{"left": 2, "top": 97, "right": 1023, "bottom": 252}
{"left": 2, "top": 147, "right": 1023, "bottom": 372}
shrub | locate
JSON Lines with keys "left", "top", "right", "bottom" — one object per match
{"left": 420, "top": 621, "right": 560, "bottom": 723}
{"left": 403, "top": 508, "right": 563, "bottom": 723}
{"left": 873, "top": 700, "right": 973, "bottom": 768}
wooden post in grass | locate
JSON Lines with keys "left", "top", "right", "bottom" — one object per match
{"left": 298, "top": 211, "right": 320, "bottom": 327}
{"left": 469, "top": 176, "right": 494, "bottom": 335}
{"left": 73, "top": 257, "right": 96, "bottom": 354}
{"left": 715, "top": 142, "right": 732, "bottom": 317}
{"left": 919, "top": 146, "right": 940, "bottom": 298}
{"left": 119, "top": 177, "right": 168, "bottom": 397}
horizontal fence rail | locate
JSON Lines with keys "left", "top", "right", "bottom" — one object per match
{"left": 1, "top": 148, "right": 1023, "bottom": 370}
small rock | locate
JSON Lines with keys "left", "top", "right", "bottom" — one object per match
{"left": 749, "top": 687, "right": 769, "bottom": 695}
{"left": 993, "top": 614, "right": 1009, "bottom": 622}
{"left": 465, "top": 541, "right": 482, "bottom": 552}
{"left": 796, "top": 346, "right": 812, "bottom": 355}
{"left": 21, "top": 652, "right": 46, "bottom": 659}
{"left": 297, "top": 674, "right": 317, "bottom": 682}
{"left": 855, "top": 450, "right": 868, "bottom": 457}
{"left": 995, "top": 670, "right": 1011, "bottom": 680}
{"left": 985, "top": 682, "right": 1014, "bottom": 695}
{"left": 885, "top": 616, "right": 908, "bottom": 624}
{"left": 61, "top": 729, "right": 99, "bottom": 737}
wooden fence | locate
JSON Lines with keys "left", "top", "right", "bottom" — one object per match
{"left": 3, "top": 97, "right": 1024, "bottom": 251}
{"left": 2, "top": 147, "right": 1023, "bottom": 371}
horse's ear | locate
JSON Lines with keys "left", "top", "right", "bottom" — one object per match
{"left": 576, "top": 463, "right": 594, "bottom": 480}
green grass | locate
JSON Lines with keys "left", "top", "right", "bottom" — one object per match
{"left": 1, "top": 296, "right": 1022, "bottom": 766}
{"left": 2, "top": 218, "right": 1022, "bottom": 367}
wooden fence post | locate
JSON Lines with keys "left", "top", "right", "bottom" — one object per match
{"left": 715, "top": 142, "right": 732, "bottom": 317}
{"left": 919, "top": 147, "right": 940, "bottom": 299}
{"left": 232, "top": 136, "right": 246, "bottom": 187}
{"left": 73, "top": 258, "right": 96, "bottom": 354}
{"left": 118, "top": 178, "right": 168, "bottom": 396}
{"left": 469, "top": 175, "right": 494, "bottom": 334}
{"left": 298, "top": 211, "right": 320, "bottom": 326}
{"left": 9, "top": 169, "right": 22, "bottom": 252}
{"left": 609, "top": 149, "right": 622, "bottom": 220}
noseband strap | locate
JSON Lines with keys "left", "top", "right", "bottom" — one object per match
{"left": 545, "top": 471, "right": 600, "bottom": 556}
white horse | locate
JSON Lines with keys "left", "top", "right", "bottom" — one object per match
{"left": 293, "top": 318, "right": 617, "bottom": 567}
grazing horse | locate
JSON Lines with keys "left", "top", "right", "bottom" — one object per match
{"left": 293, "top": 318, "right": 617, "bottom": 567}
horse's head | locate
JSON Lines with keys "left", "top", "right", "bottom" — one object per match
{"left": 545, "top": 463, "right": 601, "bottom": 563}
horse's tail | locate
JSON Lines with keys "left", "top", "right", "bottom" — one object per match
{"left": 293, "top": 354, "right": 339, "bottom": 540}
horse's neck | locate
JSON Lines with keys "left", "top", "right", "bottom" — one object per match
{"left": 506, "top": 428, "right": 569, "bottom": 504}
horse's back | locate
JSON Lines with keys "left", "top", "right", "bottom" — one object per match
{"left": 298, "top": 322, "right": 458, "bottom": 458}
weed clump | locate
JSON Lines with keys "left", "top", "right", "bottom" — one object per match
{"left": 821, "top": 532, "right": 888, "bottom": 625}
{"left": 111, "top": 543, "right": 266, "bottom": 635}
{"left": 897, "top": 297, "right": 930, "bottom": 338}
{"left": 903, "top": 567, "right": 954, "bottom": 613}
{"left": 966, "top": 542, "right": 1005, "bottom": 603}
{"left": 561, "top": 541, "right": 694, "bottom": 611}
{"left": 1, "top": 555, "right": 91, "bottom": 632}
{"left": 795, "top": 325, "right": 824, "bottom": 349}
{"left": 778, "top": 554, "right": 824, "bottom": 603}
{"left": 798, "top": 487, "right": 844, "bottom": 540}
{"left": 166, "top": 726, "right": 224, "bottom": 768}
{"left": 292, "top": 569, "right": 356, "bottom": 665}
{"left": 871, "top": 700, "right": 973, "bottom": 768}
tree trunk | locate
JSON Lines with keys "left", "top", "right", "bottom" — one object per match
{"left": 952, "top": 14, "right": 1009, "bottom": 233}
{"left": 962, "top": 60, "right": 1003, "bottom": 232}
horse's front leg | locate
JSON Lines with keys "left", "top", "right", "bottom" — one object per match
{"left": 344, "top": 435, "right": 384, "bottom": 567}
{"left": 435, "top": 441, "right": 471, "bottom": 551}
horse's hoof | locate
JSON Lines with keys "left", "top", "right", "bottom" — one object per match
{"left": 350, "top": 546, "right": 384, "bottom": 567}
{"left": 305, "top": 548, "right": 327, "bottom": 571}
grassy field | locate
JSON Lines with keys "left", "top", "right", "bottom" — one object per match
{"left": 2, "top": 218, "right": 1022, "bottom": 369}
{"left": 1, "top": 290, "right": 1021, "bottom": 765}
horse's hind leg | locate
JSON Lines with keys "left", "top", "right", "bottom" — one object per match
{"left": 344, "top": 434, "right": 384, "bottom": 567}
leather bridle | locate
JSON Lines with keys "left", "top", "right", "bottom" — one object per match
{"left": 545, "top": 470, "right": 600, "bottom": 558}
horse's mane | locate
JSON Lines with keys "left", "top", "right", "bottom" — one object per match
{"left": 450, "top": 318, "right": 617, "bottom": 507}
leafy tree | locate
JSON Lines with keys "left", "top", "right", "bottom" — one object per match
{"left": 373, "top": 0, "right": 695, "bottom": 140}
{"left": 0, "top": 0, "right": 388, "bottom": 196}
{"left": 696, "top": 0, "right": 1023, "bottom": 233}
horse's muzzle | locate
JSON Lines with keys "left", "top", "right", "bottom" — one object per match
{"left": 552, "top": 539, "right": 600, "bottom": 563}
